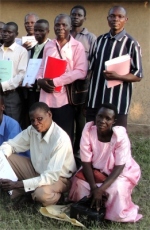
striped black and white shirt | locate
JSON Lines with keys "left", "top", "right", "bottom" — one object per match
{"left": 87, "top": 29, "right": 143, "bottom": 114}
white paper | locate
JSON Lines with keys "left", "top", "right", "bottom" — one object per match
{"left": 0, "top": 152, "right": 18, "bottom": 181}
{"left": 22, "top": 59, "right": 42, "bottom": 86}
{"left": 22, "top": 36, "right": 37, "bottom": 48}
{"left": 0, "top": 152, "right": 18, "bottom": 195}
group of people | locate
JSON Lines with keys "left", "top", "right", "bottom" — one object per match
{"left": 0, "top": 5, "right": 143, "bottom": 223}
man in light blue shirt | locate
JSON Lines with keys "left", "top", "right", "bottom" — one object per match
{"left": 0, "top": 95, "right": 30, "bottom": 157}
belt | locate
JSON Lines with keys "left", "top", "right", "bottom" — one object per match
{"left": 28, "top": 88, "right": 40, "bottom": 92}
{"left": 3, "top": 89, "right": 16, "bottom": 95}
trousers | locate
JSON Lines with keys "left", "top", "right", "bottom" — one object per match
{"left": 8, "top": 154, "right": 71, "bottom": 206}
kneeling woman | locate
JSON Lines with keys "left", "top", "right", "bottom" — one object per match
{"left": 69, "top": 103, "right": 142, "bottom": 222}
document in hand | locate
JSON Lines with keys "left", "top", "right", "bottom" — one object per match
{"left": 0, "top": 60, "right": 13, "bottom": 82}
{"left": 22, "top": 59, "right": 42, "bottom": 86}
{"left": 22, "top": 36, "right": 37, "bottom": 48}
{"left": 105, "top": 54, "right": 131, "bottom": 88}
{"left": 44, "top": 56, "right": 67, "bottom": 92}
{"left": 0, "top": 151, "right": 18, "bottom": 195}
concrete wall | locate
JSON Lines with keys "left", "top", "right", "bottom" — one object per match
{"left": 0, "top": 1, "right": 149, "bottom": 131}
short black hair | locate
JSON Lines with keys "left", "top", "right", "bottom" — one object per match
{"left": 29, "top": 102, "right": 50, "bottom": 114}
{"left": 97, "top": 103, "right": 118, "bottom": 119}
{"left": 108, "top": 6, "right": 127, "bottom": 16}
{"left": 54, "top": 14, "right": 71, "bottom": 25}
{"left": 70, "top": 5, "right": 86, "bottom": 17}
{"left": 5, "top": 22, "right": 18, "bottom": 32}
{"left": 35, "top": 19, "right": 49, "bottom": 29}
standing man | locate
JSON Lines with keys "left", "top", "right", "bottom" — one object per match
{"left": 23, "top": 19, "right": 50, "bottom": 128}
{"left": 27, "top": 19, "right": 50, "bottom": 109}
{"left": 0, "top": 22, "right": 5, "bottom": 47}
{"left": 86, "top": 6, "right": 143, "bottom": 128}
{"left": 70, "top": 5, "right": 96, "bottom": 157}
{"left": 16, "top": 13, "right": 39, "bottom": 49}
{"left": 37, "top": 14, "right": 88, "bottom": 143}
{"left": 0, "top": 22, "right": 28, "bottom": 123}
{"left": 23, "top": 13, "right": 39, "bottom": 50}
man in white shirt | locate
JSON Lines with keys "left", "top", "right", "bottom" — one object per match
{"left": 0, "top": 102, "right": 76, "bottom": 207}
{"left": 0, "top": 22, "right": 28, "bottom": 123}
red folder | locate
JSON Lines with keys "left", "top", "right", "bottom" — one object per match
{"left": 44, "top": 56, "right": 67, "bottom": 92}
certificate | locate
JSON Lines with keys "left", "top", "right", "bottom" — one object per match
{"left": 105, "top": 54, "right": 131, "bottom": 88}
{"left": 0, "top": 151, "right": 18, "bottom": 181}
{"left": 0, "top": 151, "right": 18, "bottom": 195}
{"left": 0, "top": 60, "right": 13, "bottom": 82}
{"left": 22, "top": 36, "right": 37, "bottom": 48}
{"left": 22, "top": 59, "right": 42, "bottom": 86}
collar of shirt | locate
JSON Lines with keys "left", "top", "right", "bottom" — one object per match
{"left": 0, "top": 42, "right": 17, "bottom": 51}
{"left": 31, "top": 121, "right": 55, "bottom": 143}
{"left": 34, "top": 39, "right": 49, "bottom": 51}
{"left": 32, "top": 40, "right": 48, "bottom": 59}
{"left": 71, "top": 28, "right": 89, "bottom": 35}
{"left": 0, "top": 114, "right": 5, "bottom": 136}
{"left": 105, "top": 29, "right": 126, "bottom": 41}
{"left": 54, "top": 35, "right": 78, "bottom": 48}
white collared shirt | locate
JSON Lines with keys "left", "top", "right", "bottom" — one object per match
{"left": 0, "top": 121, "right": 76, "bottom": 192}
{"left": 0, "top": 42, "right": 28, "bottom": 91}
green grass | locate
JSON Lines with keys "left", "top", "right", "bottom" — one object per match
{"left": 0, "top": 135, "right": 150, "bottom": 230}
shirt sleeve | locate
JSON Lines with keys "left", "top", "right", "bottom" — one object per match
{"left": 130, "top": 41, "right": 143, "bottom": 78}
{"left": 0, "top": 128, "right": 31, "bottom": 157}
{"left": 23, "top": 140, "right": 76, "bottom": 192}
{"left": 113, "top": 132, "right": 131, "bottom": 166}
{"left": 80, "top": 122, "right": 94, "bottom": 162}
{"left": 88, "top": 39, "right": 97, "bottom": 71}
{"left": 1, "top": 48, "right": 28, "bottom": 91}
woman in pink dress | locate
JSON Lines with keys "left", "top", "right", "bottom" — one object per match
{"left": 69, "top": 103, "right": 142, "bottom": 222}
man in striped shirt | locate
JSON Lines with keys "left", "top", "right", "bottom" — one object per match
{"left": 86, "top": 6, "right": 143, "bottom": 128}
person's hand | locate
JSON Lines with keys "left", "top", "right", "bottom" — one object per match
{"left": 103, "top": 70, "right": 119, "bottom": 80}
{"left": 37, "top": 79, "right": 55, "bottom": 93}
{"left": 90, "top": 187, "right": 104, "bottom": 211}
{"left": 0, "top": 179, "right": 23, "bottom": 191}
{"left": 22, "top": 41, "right": 32, "bottom": 50}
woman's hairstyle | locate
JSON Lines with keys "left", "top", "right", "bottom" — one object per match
{"left": 29, "top": 102, "right": 50, "bottom": 113}
{"left": 97, "top": 103, "right": 118, "bottom": 119}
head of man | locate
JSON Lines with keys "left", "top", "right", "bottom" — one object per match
{"left": 34, "top": 19, "right": 49, "bottom": 44}
{"left": 0, "top": 96, "right": 5, "bottom": 124}
{"left": 54, "top": 14, "right": 71, "bottom": 41}
{"left": 2, "top": 22, "right": 18, "bottom": 47}
{"left": 24, "top": 13, "right": 39, "bottom": 36}
{"left": 29, "top": 102, "right": 52, "bottom": 136}
{"left": 107, "top": 6, "right": 128, "bottom": 35}
{"left": 0, "top": 22, "right": 5, "bottom": 40}
{"left": 70, "top": 5, "right": 86, "bottom": 28}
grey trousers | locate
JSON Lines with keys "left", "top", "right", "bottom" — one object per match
{"left": 8, "top": 154, "right": 71, "bottom": 206}
{"left": 3, "top": 91, "right": 22, "bottom": 123}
